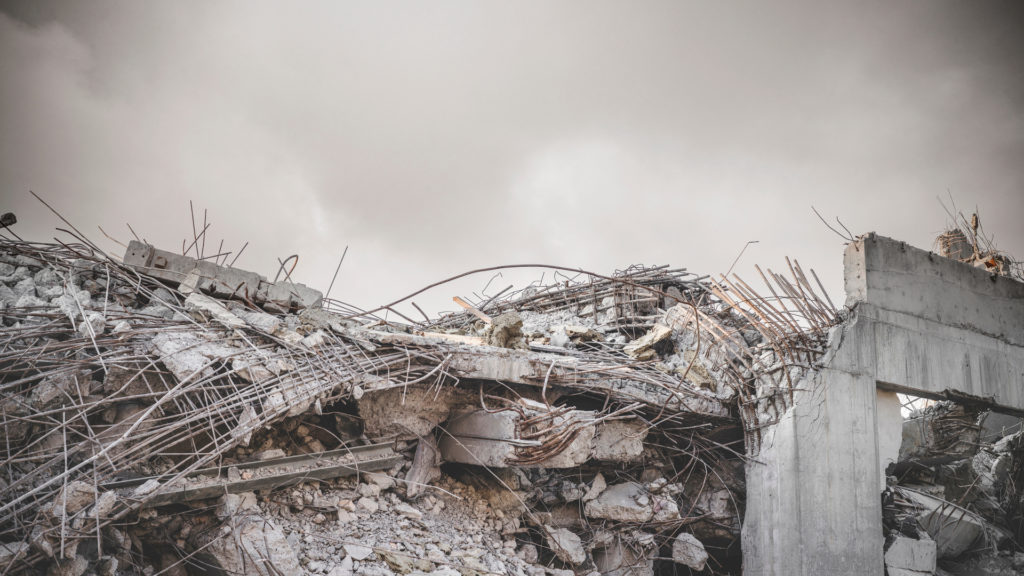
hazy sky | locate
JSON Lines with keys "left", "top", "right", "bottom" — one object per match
{"left": 2, "top": 1, "right": 1022, "bottom": 316}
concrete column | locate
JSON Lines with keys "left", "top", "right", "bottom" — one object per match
{"left": 743, "top": 317, "right": 885, "bottom": 576}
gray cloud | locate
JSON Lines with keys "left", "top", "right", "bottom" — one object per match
{"left": 2, "top": 1, "right": 1022, "bottom": 314}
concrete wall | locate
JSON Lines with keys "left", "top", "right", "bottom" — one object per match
{"left": 743, "top": 233, "right": 1024, "bottom": 575}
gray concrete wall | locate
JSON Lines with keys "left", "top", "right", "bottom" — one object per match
{"left": 743, "top": 233, "right": 1024, "bottom": 575}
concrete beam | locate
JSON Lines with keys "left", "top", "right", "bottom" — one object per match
{"left": 844, "top": 233, "right": 1024, "bottom": 346}
{"left": 123, "top": 240, "right": 323, "bottom": 311}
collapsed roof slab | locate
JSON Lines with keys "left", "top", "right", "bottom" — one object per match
{"left": 743, "top": 233, "right": 1024, "bottom": 576}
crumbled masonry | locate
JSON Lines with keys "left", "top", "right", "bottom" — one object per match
{"left": 1, "top": 218, "right": 1022, "bottom": 576}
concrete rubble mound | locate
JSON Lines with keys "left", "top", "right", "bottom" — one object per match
{"left": 1, "top": 216, "right": 1021, "bottom": 576}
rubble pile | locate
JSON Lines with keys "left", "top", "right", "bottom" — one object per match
{"left": 0, "top": 221, "right": 840, "bottom": 576}
{"left": 884, "top": 402, "right": 1024, "bottom": 575}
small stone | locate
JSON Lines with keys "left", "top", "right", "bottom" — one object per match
{"left": 78, "top": 312, "right": 106, "bottom": 338}
{"left": 358, "top": 497, "right": 380, "bottom": 513}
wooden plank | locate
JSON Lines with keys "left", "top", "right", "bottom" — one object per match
{"left": 453, "top": 296, "right": 492, "bottom": 324}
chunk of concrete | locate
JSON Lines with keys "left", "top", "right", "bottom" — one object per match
{"left": 591, "top": 419, "right": 648, "bottom": 462}
{"left": 583, "top": 482, "right": 653, "bottom": 522}
{"left": 902, "top": 490, "right": 985, "bottom": 559}
{"left": 184, "top": 292, "right": 245, "bottom": 329}
{"left": 623, "top": 324, "right": 672, "bottom": 361}
{"left": 51, "top": 481, "right": 95, "bottom": 516}
{"left": 583, "top": 472, "right": 607, "bottom": 502}
{"left": 0, "top": 542, "right": 29, "bottom": 564}
{"left": 592, "top": 535, "right": 655, "bottom": 576}
{"left": 78, "top": 311, "right": 106, "bottom": 338}
{"left": 438, "top": 410, "right": 517, "bottom": 467}
{"left": 361, "top": 386, "right": 465, "bottom": 439}
{"left": 671, "top": 533, "right": 708, "bottom": 571}
{"left": 884, "top": 536, "right": 936, "bottom": 574}
{"left": 199, "top": 516, "right": 301, "bottom": 576}
{"left": 405, "top": 435, "right": 441, "bottom": 499}
{"left": 545, "top": 527, "right": 586, "bottom": 565}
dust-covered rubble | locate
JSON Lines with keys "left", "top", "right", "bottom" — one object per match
{"left": 0, "top": 222, "right": 852, "bottom": 576}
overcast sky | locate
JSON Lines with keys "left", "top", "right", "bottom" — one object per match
{"left": 2, "top": 1, "right": 1022, "bottom": 316}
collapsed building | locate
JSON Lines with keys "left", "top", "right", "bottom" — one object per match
{"left": 0, "top": 215, "right": 1021, "bottom": 576}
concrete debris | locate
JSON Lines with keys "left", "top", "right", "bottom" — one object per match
{"left": 672, "top": 532, "right": 709, "bottom": 571}
{"left": 584, "top": 482, "right": 661, "bottom": 523}
{"left": 7, "top": 220, "right": 1021, "bottom": 576}
{"left": 1, "top": 234, "right": 762, "bottom": 575}
{"left": 884, "top": 535, "right": 937, "bottom": 575}
{"left": 544, "top": 527, "right": 586, "bottom": 565}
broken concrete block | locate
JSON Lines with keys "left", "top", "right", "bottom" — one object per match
{"left": 184, "top": 292, "right": 245, "bottom": 329}
{"left": 485, "top": 312, "right": 527, "bottom": 349}
{"left": 151, "top": 331, "right": 240, "bottom": 382}
{"left": 77, "top": 311, "right": 106, "bottom": 337}
{"left": 406, "top": 435, "right": 441, "bottom": 499}
{"left": 438, "top": 410, "right": 517, "bottom": 467}
{"left": 13, "top": 277, "right": 35, "bottom": 297}
{"left": 651, "top": 494, "right": 680, "bottom": 523}
{"left": 236, "top": 308, "right": 282, "bottom": 333}
{"left": 884, "top": 535, "right": 936, "bottom": 574}
{"left": 264, "top": 281, "right": 322, "bottom": 311}
{"left": 361, "top": 386, "right": 464, "bottom": 439}
{"left": 583, "top": 482, "right": 653, "bottom": 522}
{"left": 671, "top": 533, "right": 708, "bottom": 571}
{"left": 544, "top": 527, "right": 586, "bottom": 565}
{"left": 0, "top": 542, "right": 29, "bottom": 565}
{"left": 583, "top": 473, "right": 607, "bottom": 502}
{"left": 51, "top": 481, "right": 95, "bottom": 516}
{"left": 592, "top": 535, "right": 655, "bottom": 576}
{"left": 199, "top": 516, "right": 301, "bottom": 576}
{"left": 344, "top": 543, "right": 374, "bottom": 561}
{"left": 591, "top": 420, "right": 648, "bottom": 462}
{"left": 903, "top": 490, "right": 986, "bottom": 559}
{"left": 900, "top": 404, "right": 982, "bottom": 465}
{"left": 623, "top": 324, "right": 672, "bottom": 360}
